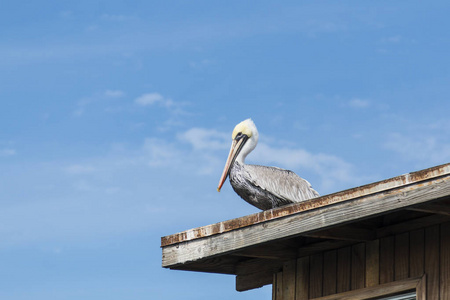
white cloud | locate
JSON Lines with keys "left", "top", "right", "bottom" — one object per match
{"left": 348, "top": 98, "right": 370, "bottom": 108}
{"left": 0, "top": 148, "right": 16, "bottom": 157}
{"left": 384, "top": 132, "right": 450, "bottom": 165}
{"left": 176, "top": 127, "right": 363, "bottom": 192}
{"left": 178, "top": 128, "right": 229, "bottom": 151}
{"left": 134, "top": 93, "right": 189, "bottom": 125}
{"left": 251, "top": 143, "right": 361, "bottom": 192}
{"left": 73, "top": 90, "right": 125, "bottom": 116}
{"left": 135, "top": 93, "right": 163, "bottom": 106}
{"left": 142, "top": 138, "right": 182, "bottom": 167}
{"left": 134, "top": 92, "right": 175, "bottom": 108}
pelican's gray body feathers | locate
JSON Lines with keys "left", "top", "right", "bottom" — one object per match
{"left": 229, "top": 161, "right": 319, "bottom": 210}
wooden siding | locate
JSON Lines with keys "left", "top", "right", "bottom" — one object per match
{"left": 273, "top": 222, "right": 450, "bottom": 300}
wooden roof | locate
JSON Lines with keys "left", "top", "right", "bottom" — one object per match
{"left": 161, "top": 163, "right": 450, "bottom": 289}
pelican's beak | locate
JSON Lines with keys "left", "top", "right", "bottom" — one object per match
{"left": 217, "top": 136, "right": 247, "bottom": 192}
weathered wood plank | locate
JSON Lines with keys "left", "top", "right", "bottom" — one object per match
{"left": 162, "top": 175, "right": 450, "bottom": 268}
{"left": 304, "top": 226, "right": 375, "bottom": 242}
{"left": 162, "top": 163, "right": 450, "bottom": 247}
{"left": 394, "top": 232, "right": 409, "bottom": 280}
{"left": 379, "top": 236, "right": 394, "bottom": 284}
{"left": 275, "top": 271, "right": 283, "bottom": 300}
{"left": 323, "top": 250, "right": 337, "bottom": 296}
{"left": 272, "top": 273, "right": 276, "bottom": 300}
{"left": 365, "top": 240, "right": 379, "bottom": 287}
{"left": 416, "top": 274, "right": 427, "bottom": 300}
{"left": 377, "top": 214, "right": 450, "bottom": 238}
{"left": 441, "top": 222, "right": 450, "bottom": 300}
{"left": 282, "top": 260, "right": 296, "bottom": 300}
{"left": 296, "top": 257, "right": 309, "bottom": 300}
{"left": 170, "top": 256, "right": 237, "bottom": 274}
{"left": 298, "top": 240, "right": 355, "bottom": 258}
{"left": 235, "top": 258, "right": 283, "bottom": 276}
{"left": 309, "top": 253, "right": 323, "bottom": 298}
{"left": 310, "top": 276, "right": 423, "bottom": 300}
{"left": 232, "top": 244, "right": 297, "bottom": 260}
{"left": 236, "top": 271, "right": 273, "bottom": 292}
{"left": 409, "top": 228, "right": 425, "bottom": 277}
{"left": 336, "top": 247, "right": 351, "bottom": 293}
{"left": 351, "top": 243, "right": 365, "bottom": 290}
{"left": 425, "top": 225, "right": 440, "bottom": 300}
{"left": 407, "top": 202, "right": 450, "bottom": 216}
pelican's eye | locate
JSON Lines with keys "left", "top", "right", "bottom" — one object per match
{"left": 235, "top": 132, "right": 243, "bottom": 140}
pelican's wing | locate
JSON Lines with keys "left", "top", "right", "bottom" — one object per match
{"left": 244, "top": 164, "right": 319, "bottom": 203}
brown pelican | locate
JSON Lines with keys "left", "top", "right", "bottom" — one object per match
{"left": 217, "top": 119, "right": 319, "bottom": 210}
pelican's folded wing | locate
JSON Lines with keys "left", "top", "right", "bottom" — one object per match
{"left": 244, "top": 164, "right": 320, "bottom": 204}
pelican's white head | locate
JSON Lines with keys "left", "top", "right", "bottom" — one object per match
{"left": 231, "top": 118, "right": 259, "bottom": 164}
{"left": 217, "top": 118, "right": 259, "bottom": 192}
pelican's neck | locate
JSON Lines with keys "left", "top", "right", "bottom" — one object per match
{"left": 235, "top": 133, "right": 258, "bottom": 165}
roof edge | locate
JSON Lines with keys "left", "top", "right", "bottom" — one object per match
{"left": 161, "top": 162, "right": 450, "bottom": 247}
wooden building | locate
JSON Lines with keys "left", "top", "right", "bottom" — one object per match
{"left": 161, "top": 163, "right": 450, "bottom": 299}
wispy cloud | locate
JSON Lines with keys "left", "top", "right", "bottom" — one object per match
{"left": 134, "top": 92, "right": 174, "bottom": 107}
{"left": 134, "top": 93, "right": 189, "bottom": 128}
{"left": 382, "top": 116, "right": 450, "bottom": 168}
{"left": 251, "top": 143, "right": 362, "bottom": 192}
{"left": 348, "top": 98, "right": 370, "bottom": 108}
{"left": 73, "top": 90, "right": 125, "bottom": 116}
{"left": 0, "top": 148, "right": 16, "bottom": 157}
{"left": 178, "top": 128, "right": 229, "bottom": 151}
{"left": 176, "top": 127, "right": 364, "bottom": 192}
{"left": 384, "top": 132, "right": 450, "bottom": 166}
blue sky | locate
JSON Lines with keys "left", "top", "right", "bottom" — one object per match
{"left": 1, "top": 1, "right": 450, "bottom": 299}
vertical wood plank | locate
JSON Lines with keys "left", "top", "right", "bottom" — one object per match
{"left": 351, "top": 243, "right": 365, "bottom": 290}
{"left": 274, "top": 272, "right": 283, "bottom": 300}
{"left": 410, "top": 228, "right": 425, "bottom": 277}
{"left": 394, "top": 232, "right": 409, "bottom": 280}
{"left": 365, "top": 239, "right": 380, "bottom": 287}
{"left": 380, "top": 236, "right": 394, "bottom": 284}
{"left": 425, "top": 225, "right": 440, "bottom": 300}
{"left": 323, "top": 250, "right": 337, "bottom": 296}
{"left": 296, "top": 257, "right": 309, "bottom": 300}
{"left": 309, "top": 253, "right": 323, "bottom": 298}
{"left": 441, "top": 222, "right": 450, "bottom": 300}
{"left": 416, "top": 274, "right": 427, "bottom": 300}
{"left": 336, "top": 246, "right": 351, "bottom": 293}
{"left": 273, "top": 273, "right": 277, "bottom": 300}
{"left": 282, "top": 260, "right": 296, "bottom": 300}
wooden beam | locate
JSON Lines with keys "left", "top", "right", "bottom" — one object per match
{"left": 236, "top": 271, "right": 273, "bottom": 292}
{"left": 441, "top": 222, "right": 450, "bottom": 299}
{"left": 407, "top": 202, "right": 450, "bottom": 215}
{"left": 162, "top": 175, "right": 450, "bottom": 268}
{"left": 296, "top": 257, "right": 309, "bottom": 300}
{"left": 235, "top": 258, "right": 283, "bottom": 276}
{"left": 365, "top": 240, "right": 379, "bottom": 287}
{"left": 282, "top": 260, "right": 297, "bottom": 300}
{"left": 298, "top": 239, "right": 356, "bottom": 258}
{"left": 376, "top": 214, "right": 450, "bottom": 238}
{"left": 310, "top": 276, "right": 425, "bottom": 300}
{"left": 170, "top": 256, "right": 238, "bottom": 274}
{"left": 304, "top": 226, "right": 376, "bottom": 241}
{"left": 231, "top": 244, "right": 297, "bottom": 260}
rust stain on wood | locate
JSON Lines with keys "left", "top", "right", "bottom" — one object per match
{"left": 161, "top": 163, "right": 450, "bottom": 247}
